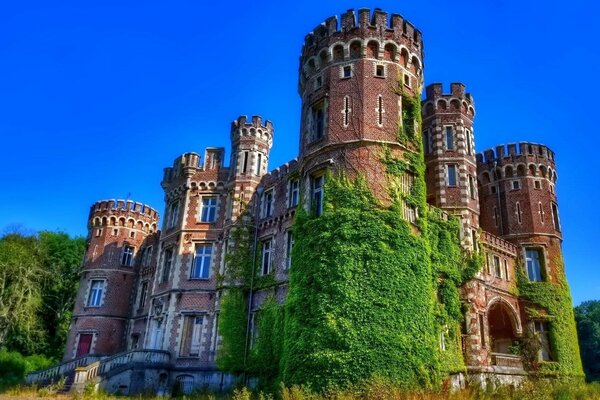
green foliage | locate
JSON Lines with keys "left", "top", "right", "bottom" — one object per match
{"left": 0, "top": 349, "right": 52, "bottom": 392}
{"left": 251, "top": 296, "right": 284, "bottom": 390}
{"left": 217, "top": 288, "right": 248, "bottom": 373}
{"left": 575, "top": 300, "right": 600, "bottom": 381}
{"left": 516, "top": 257, "right": 584, "bottom": 378}
{"left": 283, "top": 174, "right": 440, "bottom": 391}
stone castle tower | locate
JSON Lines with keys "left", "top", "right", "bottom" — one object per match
{"left": 39, "top": 7, "right": 581, "bottom": 395}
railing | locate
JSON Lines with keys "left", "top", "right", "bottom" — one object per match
{"left": 25, "top": 354, "right": 105, "bottom": 385}
{"left": 98, "top": 349, "right": 171, "bottom": 377}
{"left": 73, "top": 361, "right": 101, "bottom": 388}
{"left": 480, "top": 231, "right": 518, "bottom": 256}
{"left": 491, "top": 352, "right": 524, "bottom": 369}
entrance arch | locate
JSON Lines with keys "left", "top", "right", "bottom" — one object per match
{"left": 487, "top": 300, "right": 520, "bottom": 354}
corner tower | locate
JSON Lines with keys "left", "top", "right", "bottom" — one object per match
{"left": 64, "top": 200, "right": 159, "bottom": 360}
{"left": 422, "top": 83, "right": 479, "bottom": 248}
{"left": 297, "top": 8, "right": 424, "bottom": 202}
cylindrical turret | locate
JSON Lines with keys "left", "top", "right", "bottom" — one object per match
{"left": 476, "top": 142, "right": 562, "bottom": 281}
{"left": 422, "top": 82, "right": 479, "bottom": 249}
{"left": 63, "top": 199, "right": 159, "bottom": 360}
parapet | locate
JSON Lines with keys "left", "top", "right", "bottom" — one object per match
{"left": 89, "top": 199, "right": 160, "bottom": 224}
{"left": 302, "top": 8, "right": 423, "bottom": 59}
{"left": 476, "top": 142, "right": 555, "bottom": 164}
{"left": 230, "top": 115, "right": 274, "bottom": 146}
{"left": 476, "top": 142, "right": 558, "bottom": 181}
{"left": 162, "top": 152, "right": 202, "bottom": 184}
{"left": 424, "top": 82, "right": 474, "bottom": 104}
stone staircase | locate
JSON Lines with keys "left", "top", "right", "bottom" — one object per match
{"left": 26, "top": 350, "right": 171, "bottom": 394}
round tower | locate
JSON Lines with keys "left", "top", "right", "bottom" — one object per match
{"left": 64, "top": 199, "right": 159, "bottom": 360}
{"left": 422, "top": 83, "right": 479, "bottom": 249}
{"left": 476, "top": 142, "right": 562, "bottom": 281}
{"left": 297, "top": 8, "right": 424, "bottom": 203}
{"left": 228, "top": 115, "right": 273, "bottom": 218}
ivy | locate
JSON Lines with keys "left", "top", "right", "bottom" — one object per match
{"left": 251, "top": 296, "right": 284, "bottom": 390}
{"left": 216, "top": 288, "right": 248, "bottom": 374}
{"left": 516, "top": 256, "right": 584, "bottom": 379}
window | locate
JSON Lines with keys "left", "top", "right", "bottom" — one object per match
{"left": 112, "top": 228, "right": 119, "bottom": 236}
{"left": 447, "top": 165, "right": 457, "bottom": 187}
{"left": 493, "top": 255, "right": 501, "bottom": 278}
{"left": 130, "top": 231, "right": 135, "bottom": 239}
{"left": 285, "top": 231, "right": 294, "bottom": 270}
{"left": 504, "top": 259, "right": 510, "bottom": 281}
{"left": 445, "top": 127, "right": 454, "bottom": 150}
{"left": 468, "top": 175, "right": 476, "bottom": 199}
{"left": 95, "top": 228, "right": 102, "bottom": 237}
{"left": 465, "top": 129, "right": 473, "bottom": 155}
{"left": 525, "top": 248, "right": 543, "bottom": 282}
{"left": 403, "top": 73, "right": 410, "bottom": 87}
{"left": 516, "top": 202, "right": 522, "bottom": 224}
{"left": 377, "top": 95, "right": 384, "bottom": 126}
{"left": 423, "top": 131, "right": 430, "bottom": 155}
{"left": 191, "top": 244, "right": 212, "bottom": 279}
{"left": 311, "top": 101, "right": 325, "bottom": 140}
{"left": 161, "top": 248, "right": 173, "bottom": 283}
{"left": 533, "top": 321, "right": 552, "bottom": 361}
{"left": 262, "top": 189, "right": 274, "bottom": 218}
{"left": 534, "top": 180, "right": 541, "bottom": 189}
{"left": 121, "top": 245, "right": 134, "bottom": 266}
{"left": 242, "top": 151, "right": 249, "bottom": 174}
{"left": 168, "top": 202, "right": 180, "bottom": 229}
{"left": 141, "top": 246, "right": 153, "bottom": 266}
{"left": 288, "top": 179, "right": 299, "bottom": 207}
{"left": 87, "top": 280, "right": 104, "bottom": 307}
{"left": 375, "top": 64, "right": 385, "bottom": 77}
{"left": 490, "top": 185, "right": 497, "bottom": 194}
{"left": 200, "top": 197, "right": 217, "bottom": 223}
{"left": 180, "top": 315, "right": 204, "bottom": 357}
{"left": 493, "top": 206, "right": 499, "bottom": 227}
{"left": 256, "top": 153, "right": 262, "bottom": 176}
{"left": 261, "top": 238, "right": 273, "bottom": 275}
{"left": 138, "top": 281, "right": 148, "bottom": 308}
{"left": 539, "top": 202, "right": 545, "bottom": 223}
{"left": 342, "top": 96, "right": 351, "bottom": 127}
{"left": 512, "top": 180, "right": 520, "bottom": 190}
{"left": 551, "top": 202, "right": 561, "bottom": 231}
{"left": 342, "top": 65, "right": 352, "bottom": 78}
{"left": 311, "top": 175, "right": 324, "bottom": 216}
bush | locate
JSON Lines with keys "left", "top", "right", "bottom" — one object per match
{"left": 0, "top": 349, "right": 53, "bottom": 392}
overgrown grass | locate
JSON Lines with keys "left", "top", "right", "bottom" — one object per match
{"left": 3, "top": 380, "right": 600, "bottom": 400}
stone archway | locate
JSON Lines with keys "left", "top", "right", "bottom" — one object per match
{"left": 488, "top": 302, "right": 518, "bottom": 354}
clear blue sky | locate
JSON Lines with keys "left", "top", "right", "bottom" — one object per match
{"left": 0, "top": 1, "right": 598, "bottom": 304}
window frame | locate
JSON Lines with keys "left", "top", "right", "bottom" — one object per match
{"left": 285, "top": 231, "right": 294, "bottom": 270}
{"left": 200, "top": 196, "right": 218, "bottom": 223}
{"left": 525, "top": 247, "right": 544, "bottom": 282}
{"left": 190, "top": 244, "right": 212, "bottom": 280}
{"left": 161, "top": 248, "right": 174, "bottom": 283}
{"left": 168, "top": 201, "right": 180, "bottom": 229}
{"left": 311, "top": 174, "right": 325, "bottom": 216}
{"left": 87, "top": 279, "right": 105, "bottom": 307}
{"left": 288, "top": 179, "right": 299, "bottom": 208}
{"left": 262, "top": 188, "right": 274, "bottom": 218}
{"left": 447, "top": 164, "right": 458, "bottom": 187}
{"left": 261, "top": 237, "right": 273, "bottom": 275}
{"left": 444, "top": 126, "right": 454, "bottom": 150}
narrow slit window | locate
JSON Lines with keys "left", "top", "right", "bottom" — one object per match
{"left": 242, "top": 151, "right": 249, "bottom": 174}
{"left": 256, "top": 153, "right": 262, "bottom": 176}
{"left": 343, "top": 96, "right": 351, "bottom": 127}
{"left": 377, "top": 95, "right": 383, "bottom": 126}
{"left": 551, "top": 202, "right": 561, "bottom": 231}
{"left": 539, "top": 202, "right": 545, "bottom": 223}
{"left": 516, "top": 202, "right": 522, "bottom": 224}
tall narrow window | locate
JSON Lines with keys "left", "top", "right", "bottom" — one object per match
{"left": 121, "top": 245, "right": 134, "bottom": 266}
{"left": 533, "top": 321, "right": 552, "bottom": 361}
{"left": 261, "top": 238, "right": 273, "bottom": 275}
{"left": 423, "top": 131, "right": 430, "bottom": 154}
{"left": 466, "top": 129, "right": 473, "bottom": 155}
{"left": 87, "top": 280, "right": 104, "bottom": 307}
{"left": 180, "top": 315, "right": 204, "bottom": 357}
{"left": 191, "top": 244, "right": 212, "bottom": 279}
{"left": 343, "top": 96, "right": 351, "bottom": 127}
{"left": 200, "top": 196, "right": 217, "bottom": 223}
{"left": 141, "top": 245, "right": 153, "bottom": 266}
{"left": 445, "top": 127, "right": 454, "bottom": 150}
{"left": 138, "top": 281, "right": 148, "bottom": 308}
{"left": 504, "top": 259, "right": 510, "bottom": 281}
{"left": 256, "top": 153, "right": 262, "bottom": 176}
{"left": 243, "top": 151, "right": 249, "bottom": 174}
{"left": 468, "top": 175, "right": 476, "bottom": 199}
{"left": 493, "top": 255, "right": 501, "bottom": 278}
{"left": 551, "top": 202, "right": 561, "bottom": 231}
{"left": 447, "top": 165, "right": 457, "bottom": 187}
{"left": 288, "top": 179, "right": 299, "bottom": 207}
{"left": 516, "top": 202, "right": 522, "bottom": 224}
{"left": 311, "top": 101, "right": 325, "bottom": 140}
{"left": 525, "top": 248, "right": 543, "bottom": 282}
{"left": 168, "top": 202, "right": 180, "bottom": 229}
{"left": 377, "top": 95, "right": 384, "bottom": 126}
{"left": 285, "top": 231, "right": 294, "bottom": 270}
{"left": 539, "top": 202, "right": 545, "bottom": 223}
{"left": 312, "top": 175, "right": 324, "bottom": 216}
{"left": 161, "top": 248, "right": 173, "bottom": 283}
{"left": 262, "top": 189, "right": 274, "bottom": 218}
{"left": 493, "top": 206, "right": 499, "bottom": 227}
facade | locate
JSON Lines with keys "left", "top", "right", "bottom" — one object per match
{"left": 58, "top": 7, "right": 579, "bottom": 393}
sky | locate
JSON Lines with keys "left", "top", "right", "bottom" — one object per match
{"left": 0, "top": 1, "right": 598, "bottom": 305}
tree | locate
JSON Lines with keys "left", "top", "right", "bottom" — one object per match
{"left": 0, "top": 234, "right": 44, "bottom": 352}
{"left": 575, "top": 300, "right": 600, "bottom": 381}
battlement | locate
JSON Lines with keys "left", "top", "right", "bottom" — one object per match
{"left": 89, "top": 199, "right": 159, "bottom": 222}
{"left": 476, "top": 142, "right": 556, "bottom": 164}
{"left": 302, "top": 8, "right": 422, "bottom": 58}
{"left": 230, "top": 115, "right": 274, "bottom": 146}
{"left": 424, "top": 82, "right": 474, "bottom": 104}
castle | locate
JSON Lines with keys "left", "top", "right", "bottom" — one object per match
{"left": 27, "top": 7, "right": 582, "bottom": 394}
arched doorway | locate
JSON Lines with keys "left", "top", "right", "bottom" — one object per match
{"left": 488, "top": 301, "right": 518, "bottom": 354}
